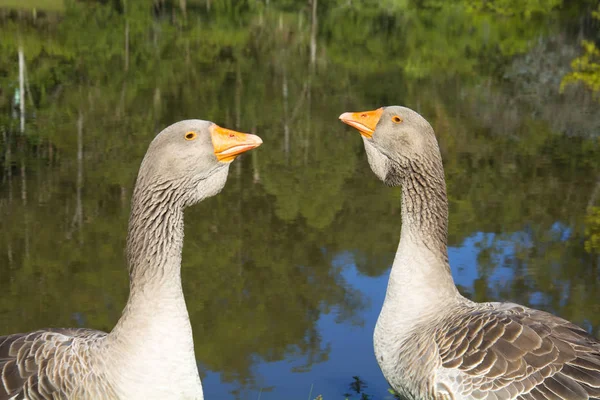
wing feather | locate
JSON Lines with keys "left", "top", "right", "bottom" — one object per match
{"left": 434, "top": 303, "right": 600, "bottom": 399}
{"left": 0, "top": 328, "right": 107, "bottom": 400}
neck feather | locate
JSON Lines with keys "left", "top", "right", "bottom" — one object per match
{"left": 399, "top": 156, "right": 449, "bottom": 264}
{"left": 109, "top": 177, "right": 193, "bottom": 342}
{"left": 126, "top": 179, "right": 189, "bottom": 286}
{"left": 380, "top": 152, "right": 459, "bottom": 320}
{"left": 107, "top": 177, "right": 198, "bottom": 363}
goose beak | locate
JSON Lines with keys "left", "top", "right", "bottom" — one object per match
{"left": 338, "top": 108, "right": 383, "bottom": 138}
{"left": 210, "top": 124, "right": 263, "bottom": 162}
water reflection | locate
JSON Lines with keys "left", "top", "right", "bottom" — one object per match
{"left": 1, "top": 1, "right": 599, "bottom": 399}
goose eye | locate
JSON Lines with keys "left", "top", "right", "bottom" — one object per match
{"left": 392, "top": 116, "right": 402, "bottom": 123}
{"left": 185, "top": 132, "right": 197, "bottom": 140}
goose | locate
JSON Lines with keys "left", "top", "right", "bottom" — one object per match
{"left": 339, "top": 106, "right": 600, "bottom": 400}
{"left": 0, "top": 120, "right": 262, "bottom": 400}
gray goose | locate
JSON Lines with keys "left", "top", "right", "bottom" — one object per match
{"left": 339, "top": 106, "right": 600, "bottom": 400}
{"left": 0, "top": 120, "right": 262, "bottom": 400}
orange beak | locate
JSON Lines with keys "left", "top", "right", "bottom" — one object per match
{"left": 210, "top": 124, "right": 263, "bottom": 162}
{"left": 338, "top": 108, "right": 383, "bottom": 138}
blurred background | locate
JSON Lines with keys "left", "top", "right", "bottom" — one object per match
{"left": 0, "top": 0, "right": 599, "bottom": 399}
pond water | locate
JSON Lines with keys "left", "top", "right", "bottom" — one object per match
{"left": 1, "top": 2, "right": 599, "bottom": 399}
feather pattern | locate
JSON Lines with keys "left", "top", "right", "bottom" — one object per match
{"left": 430, "top": 302, "right": 600, "bottom": 399}
{"left": 0, "top": 329, "right": 112, "bottom": 400}
{"left": 346, "top": 106, "right": 600, "bottom": 400}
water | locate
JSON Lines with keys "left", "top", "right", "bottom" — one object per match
{"left": 1, "top": 1, "right": 599, "bottom": 399}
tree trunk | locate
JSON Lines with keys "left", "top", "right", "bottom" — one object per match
{"left": 153, "top": 86, "right": 162, "bottom": 132}
{"left": 235, "top": 63, "right": 242, "bottom": 130}
{"left": 588, "top": 178, "right": 600, "bottom": 210}
{"left": 179, "top": 0, "right": 187, "bottom": 19}
{"left": 121, "top": 185, "right": 127, "bottom": 210}
{"left": 18, "top": 46, "right": 25, "bottom": 134}
{"left": 235, "top": 62, "right": 243, "bottom": 179}
{"left": 2, "top": 128, "right": 9, "bottom": 185}
{"left": 282, "top": 63, "right": 290, "bottom": 164}
{"left": 75, "top": 112, "right": 84, "bottom": 244}
{"left": 6, "top": 240, "right": 13, "bottom": 270}
{"left": 20, "top": 160, "right": 26, "bottom": 207}
{"left": 20, "top": 158, "right": 29, "bottom": 259}
{"left": 252, "top": 126, "right": 260, "bottom": 183}
{"left": 118, "top": 82, "right": 127, "bottom": 118}
{"left": 68, "top": 112, "right": 84, "bottom": 243}
{"left": 125, "top": 20, "right": 130, "bottom": 71}
{"left": 310, "top": 0, "right": 318, "bottom": 67}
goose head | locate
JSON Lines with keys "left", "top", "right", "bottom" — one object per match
{"left": 339, "top": 106, "right": 441, "bottom": 186}
{"left": 137, "top": 119, "right": 262, "bottom": 207}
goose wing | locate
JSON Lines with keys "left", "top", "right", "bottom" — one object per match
{"left": 435, "top": 303, "right": 600, "bottom": 400}
{"left": 0, "top": 328, "right": 107, "bottom": 400}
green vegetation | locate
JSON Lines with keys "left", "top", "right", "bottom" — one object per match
{"left": 313, "top": 376, "right": 402, "bottom": 399}
{"left": 0, "top": 0, "right": 599, "bottom": 397}
{"left": 561, "top": 3, "right": 600, "bottom": 97}
{"left": 586, "top": 207, "right": 600, "bottom": 254}
{"left": 0, "top": 0, "right": 64, "bottom": 12}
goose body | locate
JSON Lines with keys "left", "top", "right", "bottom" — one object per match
{"left": 0, "top": 120, "right": 262, "bottom": 400}
{"left": 340, "top": 106, "right": 600, "bottom": 400}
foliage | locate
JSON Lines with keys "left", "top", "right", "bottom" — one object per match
{"left": 561, "top": 3, "right": 600, "bottom": 98}
{"left": 561, "top": 40, "right": 600, "bottom": 96}
{"left": 1, "top": 0, "right": 64, "bottom": 11}
{"left": 465, "top": 0, "right": 562, "bottom": 17}
{"left": 316, "top": 376, "right": 402, "bottom": 399}
{"left": 0, "top": 0, "right": 599, "bottom": 398}
{"left": 585, "top": 207, "right": 600, "bottom": 254}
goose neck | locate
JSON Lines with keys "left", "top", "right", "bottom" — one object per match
{"left": 381, "top": 156, "right": 460, "bottom": 317}
{"left": 109, "top": 180, "right": 192, "bottom": 343}
{"left": 399, "top": 158, "right": 449, "bottom": 260}
{"left": 126, "top": 181, "right": 187, "bottom": 287}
